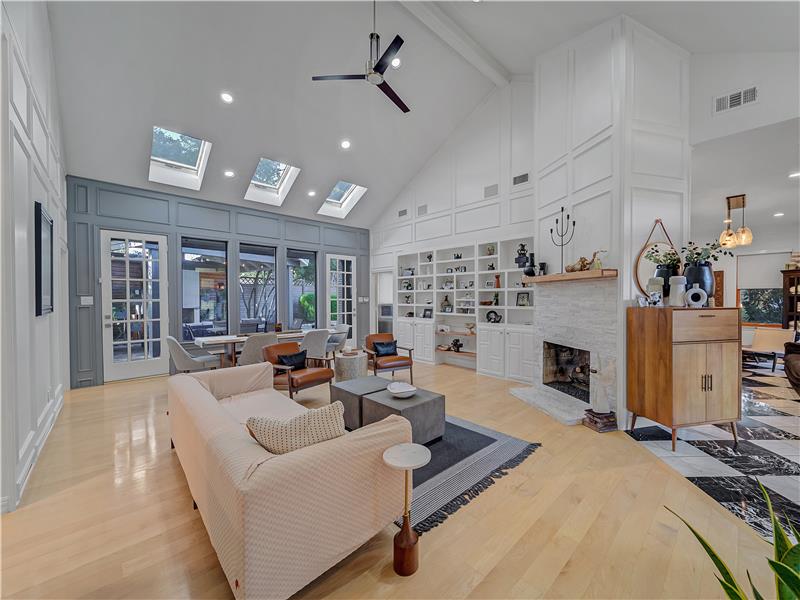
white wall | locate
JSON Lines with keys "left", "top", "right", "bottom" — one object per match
{"left": 1, "top": 1, "right": 69, "bottom": 512}
{"left": 690, "top": 52, "right": 800, "bottom": 145}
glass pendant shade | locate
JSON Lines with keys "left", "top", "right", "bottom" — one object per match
{"left": 719, "top": 227, "right": 738, "bottom": 248}
{"left": 736, "top": 226, "right": 753, "bottom": 246}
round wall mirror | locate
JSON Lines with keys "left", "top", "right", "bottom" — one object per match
{"left": 634, "top": 241, "right": 676, "bottom": 295}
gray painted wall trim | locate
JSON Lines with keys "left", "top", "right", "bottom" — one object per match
{"left": 66, "top": 176, "right": 370, "bottom": 388}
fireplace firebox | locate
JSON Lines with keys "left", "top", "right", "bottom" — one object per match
{"left": 542, "top": 341, "right": 591, "bottom": 403}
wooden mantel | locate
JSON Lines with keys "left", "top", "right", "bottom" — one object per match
{"left": 523, "top": 269, "right": 618, "bottom": 284}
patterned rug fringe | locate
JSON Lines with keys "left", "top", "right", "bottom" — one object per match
{"left": 413, "top": 442, "right": 541, "bottom": 534}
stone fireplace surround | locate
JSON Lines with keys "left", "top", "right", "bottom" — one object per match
{"left": 511, "top": 277, "right": 619, "bottom": 425}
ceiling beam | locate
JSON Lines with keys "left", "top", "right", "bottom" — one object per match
{"left": 401, "top": 1, "right": 510, "bottom": 87}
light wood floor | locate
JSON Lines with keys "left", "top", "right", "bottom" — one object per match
{"left": 1, "top": 363, "right": 774, "bottom": 599}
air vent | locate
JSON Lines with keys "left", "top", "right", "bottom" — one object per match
{"left": 483, "top": 183, "right": 499, "bottom": 199}
{"left": 417, "top": 204, "right": 427, "bottom": 217}
{"left": 398, "top": 208, "right": 407, "bottom": 218}
{"left": 513, "top": 173, "right": 529, "bottom": 186}
{"left": 714, "top": 86, "right": 758, "bottom": 114}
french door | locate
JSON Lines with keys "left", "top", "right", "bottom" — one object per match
{"left": 101, "top": 230, "right": 170, "bottom": 381}
{"left": 327, "top": 255, "right": 356, "bottom": 344}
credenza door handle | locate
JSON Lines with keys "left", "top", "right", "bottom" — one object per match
{"left": 701, "top": 374, "right": 706, "bottom": 391}
{"left": 708, "top": 374, "right": 712, "bottom": 391}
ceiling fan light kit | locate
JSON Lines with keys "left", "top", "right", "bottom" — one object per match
{"left": 311, "top": 0, "right": 410, "bottom": 113}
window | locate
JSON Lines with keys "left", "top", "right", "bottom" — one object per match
{"left": 286, "top": 249, "right": 317, "bottom": 330}
{"left": 740, "top": 289, "right": 782, "bottom": 324}
{"left": 327, "top": 181, "right": 356, "bottom": 204}
{"left": 149, "top": 126, "right": 212, "bottom": 191}
{"left": 244, "top": 157, "right": 301, "bottom": 207}
{"left": 317, "top": 180, "right": 368, "bottom": 219}
{"left": 251, "top": 158, "right": 289, "bottom": 189}
{"left": 181, "top": 238, "right": 228, "bottom": 340}
{"left": 239, "top": 244, "right": 277, "bottom": 333}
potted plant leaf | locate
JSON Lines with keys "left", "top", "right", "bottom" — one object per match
{"left": 679, "top": 241, "right": 733, "bottom": 303}
{"left": 643, "top": 245, "right": 681, "bottom": 297}
{"left": 667, "top": 480, "right": 800, "bottom": 600}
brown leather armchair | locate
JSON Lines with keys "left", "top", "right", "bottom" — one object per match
{"left": 263, "top": 342, "right": 334, "bottom": 399}
{"left": 363, "top": 333, "right": 413, "bottom": 384}
{"left": 785, "top": 341, "right": 800, "bottom": 394}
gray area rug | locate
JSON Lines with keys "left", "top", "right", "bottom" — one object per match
{"left": 401, "top": 415, "right": 540, "bottom": 534}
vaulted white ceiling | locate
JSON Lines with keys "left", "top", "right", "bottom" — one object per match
{"left": 48, "top": 1, "right": 493, "bottom": 228}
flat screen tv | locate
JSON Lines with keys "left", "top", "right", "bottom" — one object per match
{"left": 34, "top": 201, "right": 53, "bottom": 316}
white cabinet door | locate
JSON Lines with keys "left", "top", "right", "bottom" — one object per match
{"left": 478, "top": 327, "right": 505, "bottom": 377}
{"left": 506, "top": 328, "right": 534, "bottom": 382}
{"left": 414, "top": 321, "right": 435, "bottom": 362}
{"left": 395, "top": 320, "right": 414, "bottom": 350}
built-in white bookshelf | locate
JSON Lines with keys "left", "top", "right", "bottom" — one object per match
{"left": 395, "top": 236, "right": 534, "bottom": 376}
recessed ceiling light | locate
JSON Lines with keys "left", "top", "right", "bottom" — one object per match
{"left": 790, "top": 172, "right": 800, "bottom": 178}
{"left": 308, "top": 190, "right": 316, "bottom": 197}
{"left": 391, "top": 57, "right": 402, "bottom": 69}
{"left": 473, "top": 0, "right": 481, "bottom": 3}
{"left": 774, "top": 212, "right": 785, "bottom": 217}
{"left": 220, "top": 91, "right": 234, "bottom": 104}
{"left": 340, "top": 139, "right": 351, "bottom": 150}
{"left": 223, "top": 170, "right": 235, "bottom": 178}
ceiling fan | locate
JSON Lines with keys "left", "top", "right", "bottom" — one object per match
{"left": 312, "top": 0, "right": 410, "bottom": 113}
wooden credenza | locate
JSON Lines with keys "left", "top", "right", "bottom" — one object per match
{"left": 626, "top": 307, "right": 741, "bottom": 450}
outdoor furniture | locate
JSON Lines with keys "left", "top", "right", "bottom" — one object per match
{"left": 239, "top": 320, "right": 260, "bottom": 334}
{"left": 166, "top": 336, "right": 218, "bottom": 373}
{"left": 362, "top": 388, "right": 445, "bottom": 445}
{"left": 263, "top": 341, "right": 334, "bottom": 399}
{"left": 743, "top": 327, "right": 796, "bottom": 371}
{"left": 300, "top": 329, "right": 330, "bottom": 359}
{"left": 329, "top": 376, "right": 390, "bottom": 430}
{"left": 333, "top": 351, "right": 368, "bottom": 382}
{"left": 364, "top": 333, "right": 414, "bottom": 383}
{"left": 193, "top": 335, "right": 248, "bottom": 367}
{"left": 326, "top": 324, "right": 351, "bottom": 356}
{"left": 237, "top": 332, "right": 278, "bottom": 366}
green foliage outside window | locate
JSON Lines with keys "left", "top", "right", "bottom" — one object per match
{"left": 740, "top": 288, "right": 782, "bottom": 324}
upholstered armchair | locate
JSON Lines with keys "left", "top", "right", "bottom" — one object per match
{"left": 262, "top": 341, "right": 334, "bottom": 398}
{"left": 785, "top": 341, "right": 800, "bottom": 394}
{"left": 363, "top": 333, "right": 413, "bottom": 383}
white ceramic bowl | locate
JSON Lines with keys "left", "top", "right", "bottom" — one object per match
{"left": 387, "top": 382, "right": 417, "bottom": 399}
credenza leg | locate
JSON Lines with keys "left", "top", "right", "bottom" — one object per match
{"left": 731, "top": 422, "right": 738, "bottom": 446}
{"left": 630, "top": 413, "right": 637, "bottom": 431}
{"left": 671, "top": 428, "right": 677, "bottom": 452}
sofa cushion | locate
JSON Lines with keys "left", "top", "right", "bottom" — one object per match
{"left": 373, "top": 340, "right": 397, "bottom": 357}
{"left": 246, "top": 401, "right": 346, "bottom": 454}
{"left": 191, "top": 362, "right": 273, "bottom": 400}
{"left": 220, "top": 389, "right": 307, "bottom": 424}
{"left": 375, "top": 355, "right": 413, "bottom": 369}
{"left": 278, "top": 350, "right": 307, "bottom": 371}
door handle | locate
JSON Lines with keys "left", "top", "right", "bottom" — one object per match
{"left": 701, "top": 374, "right": 706, "bottom": 391}
{"left": 708, "top": 374, "right": 712, "bottom": 391}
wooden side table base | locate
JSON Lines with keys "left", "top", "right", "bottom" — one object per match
{"left": 393, "top": 514, "right": 418, "bottom": 576}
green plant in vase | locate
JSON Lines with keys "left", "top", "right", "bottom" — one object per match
{"left": 644, "top": 245, "right": 681, "bottom": 297}
{"left": 667, "top": 480, "right": 800, "bottom": 600}
{"left": 679, "top": 241, "right": 733, "bottom": 304}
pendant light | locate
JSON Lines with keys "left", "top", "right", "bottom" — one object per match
{"left": 735, "top": 195, "right": 753, "bottom": 246}
{"left": 719, "top": 206, "right": 738, "bottom": 249}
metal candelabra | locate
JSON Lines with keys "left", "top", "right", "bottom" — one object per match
{"left": 550, "top": 206, "right": 575, "bottom": 273}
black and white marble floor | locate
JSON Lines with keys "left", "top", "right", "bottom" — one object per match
{"left": 627, "top": 360, "right": 800, "bottom": 539}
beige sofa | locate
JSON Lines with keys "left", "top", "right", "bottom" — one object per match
{"left": 168, "top": 363, "right": 411, "bottom": 600}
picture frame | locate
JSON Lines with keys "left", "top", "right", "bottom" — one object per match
{"left": 516, "top": 292, "right": 530, "bottom": 307}
{"left": 422, "top": 308, "right": 433, "bottom": 319}
{"left": 34, "top": 201, "right": 54, "bottom": 316}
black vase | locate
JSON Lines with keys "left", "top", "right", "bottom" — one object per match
{"left": 654, "top": 265, "right": 678, "bottom": 297}
{"left": 683, "top": 261, "right": 714, "bottom": 305}
{"left": 523, "top": 253, "right": 537, "bottom": 276}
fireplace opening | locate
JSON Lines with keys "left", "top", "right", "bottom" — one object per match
{"left": 543, "top": 341, "right": 591, "bottom": 403}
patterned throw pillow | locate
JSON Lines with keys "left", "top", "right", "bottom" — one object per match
{"left": 246, "top": 401, "right": 346, "bottom": 454}
{"left": 278, "top": 350, "right": 307, "bottom": 371}
{"left": 373, "top": 340, "right": 397, "bottom": 357}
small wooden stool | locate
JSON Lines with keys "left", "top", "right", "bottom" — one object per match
{"left": 382, "top": 443, "right": 431, "bottom": 576}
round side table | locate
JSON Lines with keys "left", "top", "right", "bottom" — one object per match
{"left": 382, "top": 443, "right": 432, "bottom": 576}
{"left": 333, "top": 351, "right": 368, "bottom": 382}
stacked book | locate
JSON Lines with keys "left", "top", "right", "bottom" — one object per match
{"left": 582, "top": 409, "right": 617, "bottom": 433}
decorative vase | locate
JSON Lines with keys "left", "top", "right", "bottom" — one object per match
{"left": 683, "top": 261, "right": 714, "bottom": 305}
{"left": 654, "top": 264, "right": 678, "bottom": 298}
{"left": 523, "top": 252, "right": 537, "bottom": 277}
{"left": 668, "top": 276, "right": 687, "bottom": 307}
{"left": 441, "top": 295, "right": 452, "bottom": 312}
{"left": 685, "top": 283, "right": 708, "bottom": 308}
{"left": 494, "top": 274, "right": 501, "bottom": 288}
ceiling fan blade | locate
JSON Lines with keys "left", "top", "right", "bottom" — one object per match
{"left": 377, "top": 80, "right": 410, "bottom": 113}
{"left": 312, "top": 74, "right": 366, "bottom": 81}
{"left": 374, "top": 35, "right": 404, "bottom": 74}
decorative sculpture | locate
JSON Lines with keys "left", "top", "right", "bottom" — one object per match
{"left": 550, "top": 206, "right": 576, "bottom": 274}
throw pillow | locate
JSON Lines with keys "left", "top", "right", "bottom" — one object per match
{"left": 278, "top": 349, "right": 307, "bottom": 371}
{"left": 373, "top": 340, "right": 397, "bottom": 357}
{"left": 246, "top": 402, "right": 346, "bottom": 454}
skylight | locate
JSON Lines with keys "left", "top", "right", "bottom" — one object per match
{"left": 251, "top": 158, "right": 289, "bottom": 189}
{"left": 148, "top": 126, "right": 212, "bottom": 191}
{"left": 243, "top": 157, "right": 301, "bottom": 207}
{"left": 327, "top": 181, "right": 356, "bottom": 204}
{"left": 317, "top": 181, "right": 367, "bottom": 219}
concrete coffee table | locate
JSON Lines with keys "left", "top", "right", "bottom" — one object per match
{"left": 329, "top": 376, "right": 390, "bottom": 430}
{"left": 362, "top": 388, "right": 445, "bottom": 445}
